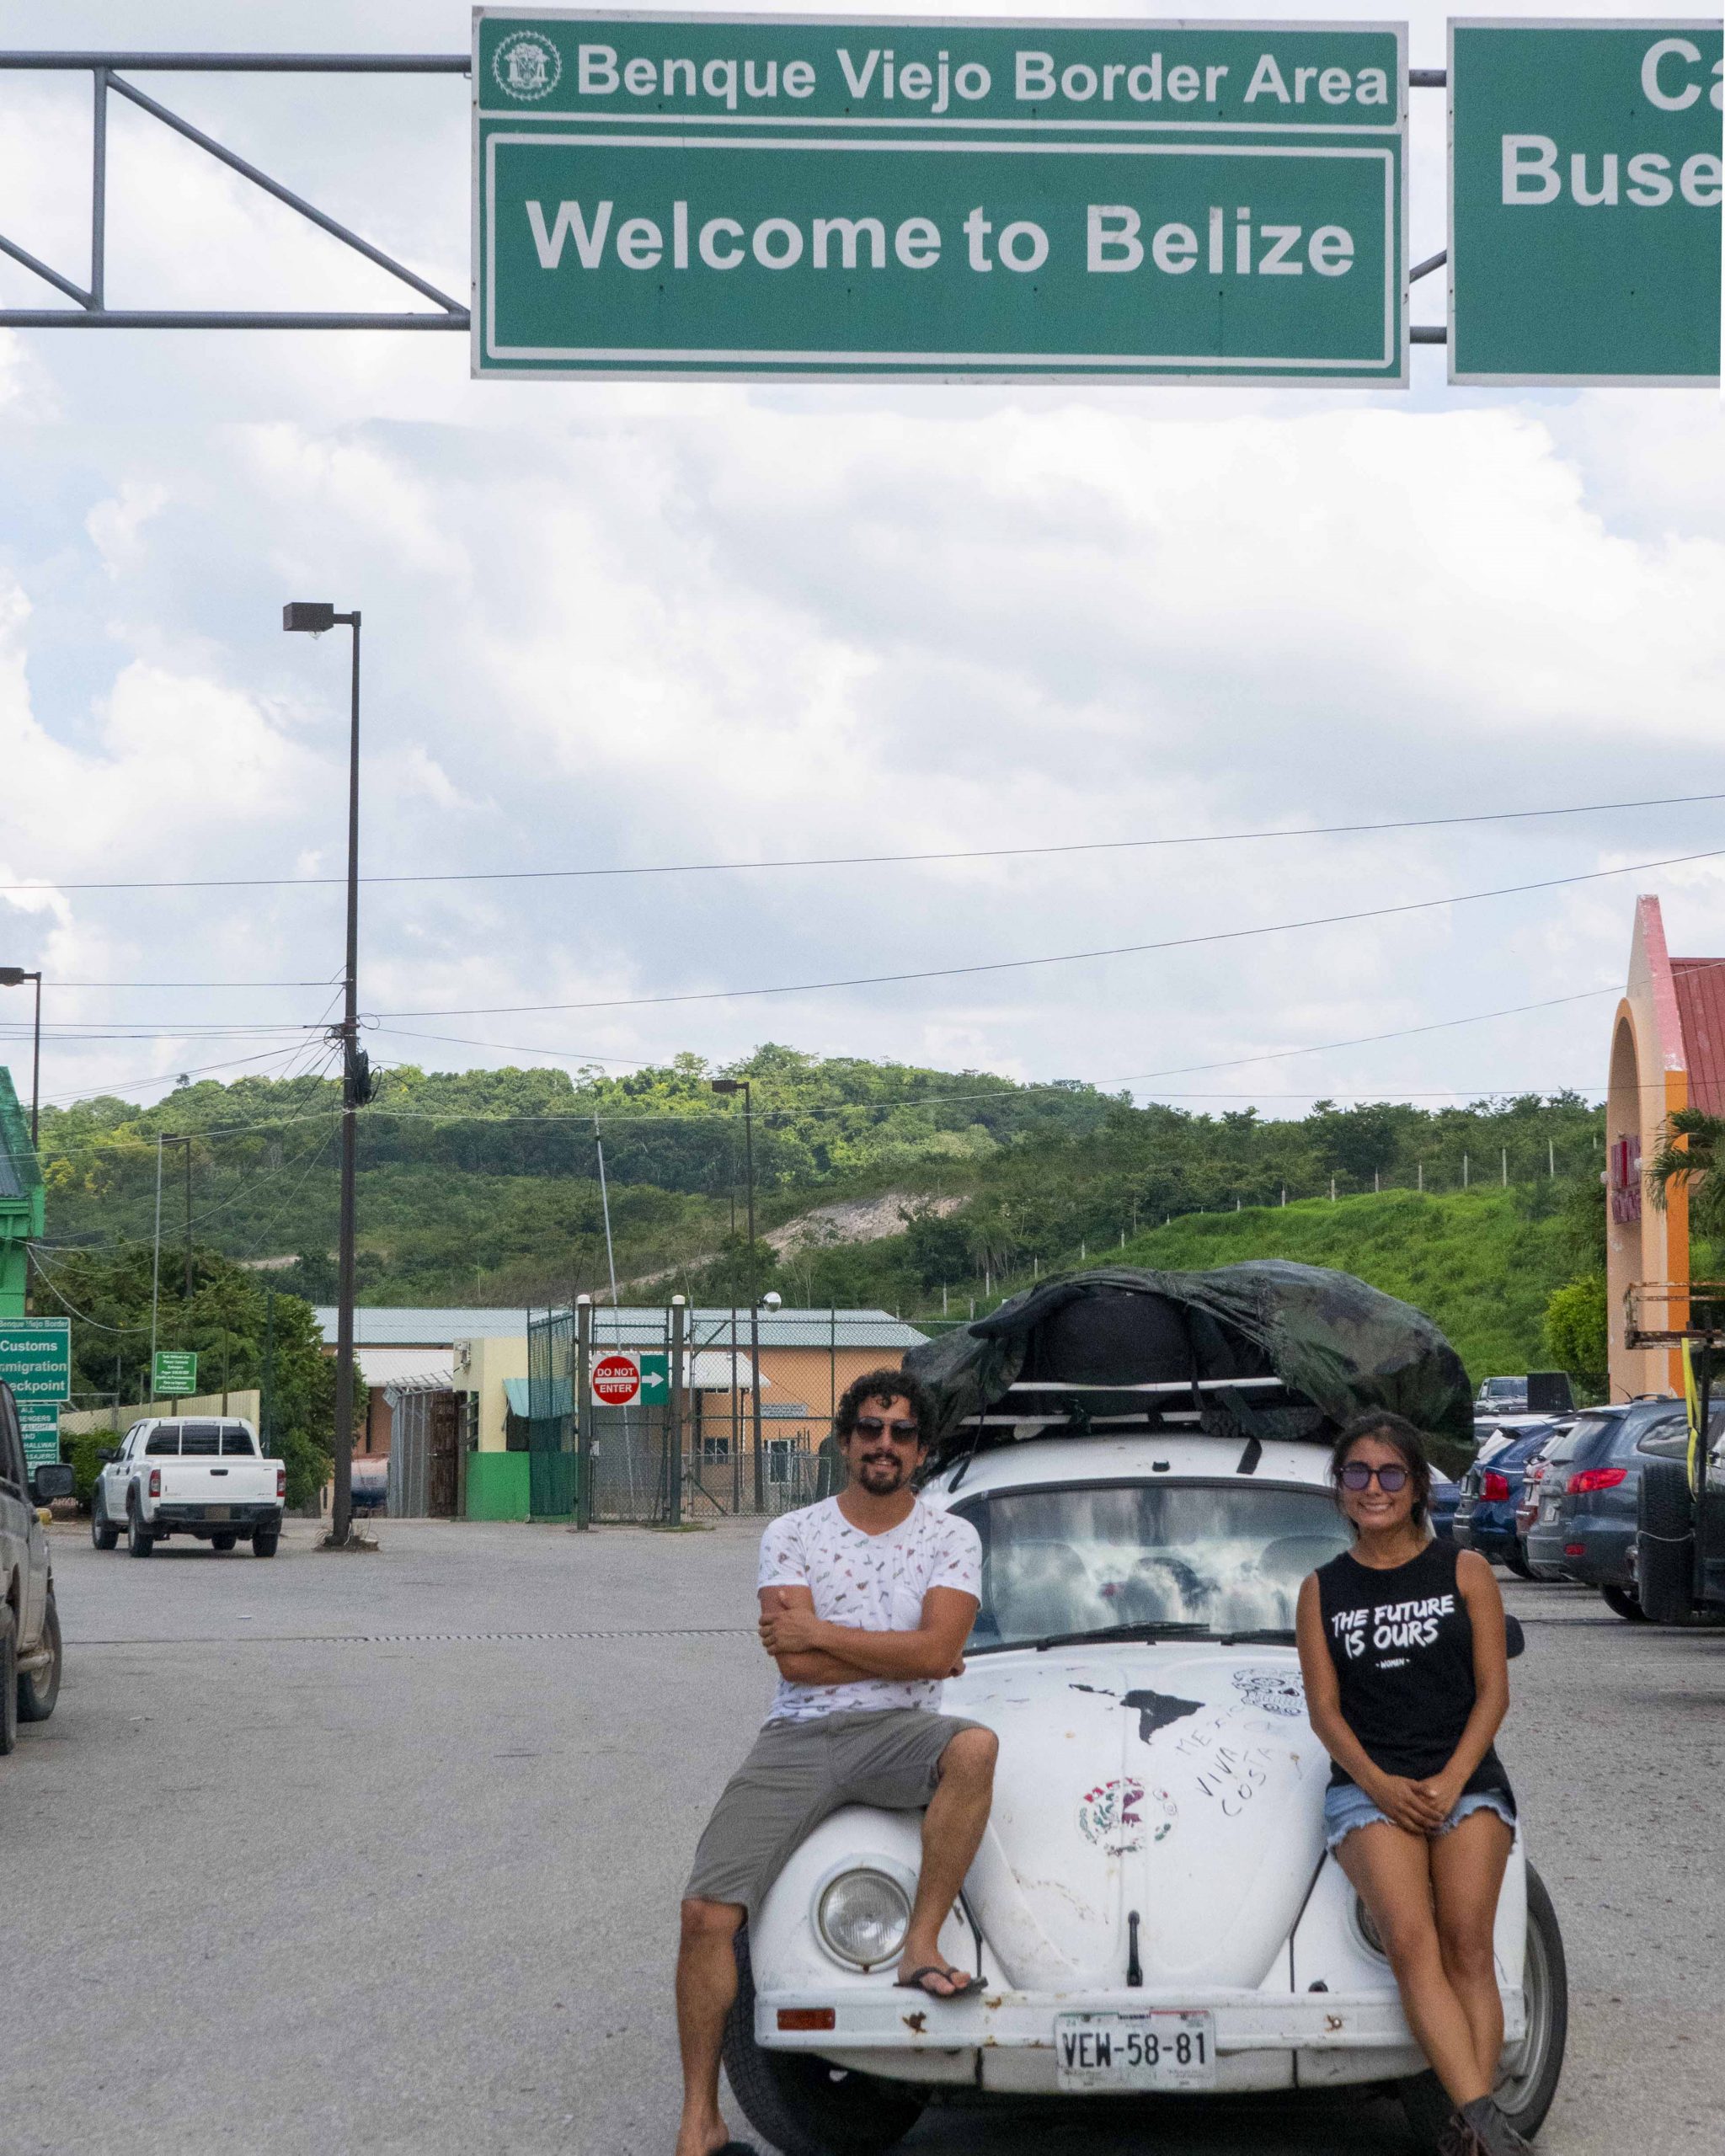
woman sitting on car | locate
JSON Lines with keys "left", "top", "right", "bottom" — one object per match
{"left": 1296, "top": 1412, "right": 1525, "bottom": 2156}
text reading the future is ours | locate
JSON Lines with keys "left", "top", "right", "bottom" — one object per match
{"left": 565, "top": 45, "right": 1394, "bottom": 115}
{"left": 526, "top": 202, "right": 1359, "bottom": 279}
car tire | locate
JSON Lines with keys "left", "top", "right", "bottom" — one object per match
{"left": 126, "top": 1502, "right": 154, "bottom": 1558}
{"left": 0, "top": 1609, "right": 18, "bottom": 1755}
{"left": 1637, "top": 1460, "right": 1697, "bottom": 1625}
{"left": 1599, "top": 1584, "right": 1647, "bottom": 1623}
{"left": 17, "top": 1591, "right": 61, "bottom": 1722}
{"left": 1399, "top": 1865, "right": 1567, "bottom": 2153}
{"left": 211, "top": 1534, "right": 238, "bottom": 1553}
{"left": 722, "top": 1927, "right": 927, "bottom": 2156}
{"left": 91, "top": 1490, "right": 120, "bottom": 1551}
{"left": 1503, "top": 1545, "right": 1532, "bottom": 1581}
{"left": 252, "top": 1531, "right": 279, "bottom": 1558}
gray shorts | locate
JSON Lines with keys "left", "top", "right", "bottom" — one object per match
{"left": 684, "top": 1706, "right": 983, "bottom": 1920}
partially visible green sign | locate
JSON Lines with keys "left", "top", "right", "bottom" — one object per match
{"left": 0, "top": 1317, "right": 72, "bottom": 1469}
{"left": 638, "top": 1352, "right": 670, "bottom": 1401}
{"left": 152, "top": 1349, "right": 198, "bottom": 1397}
{"left": 475, "top": 12, "right": 1407, "bottom": 383}
{"left": 1450, "top": 21, "right": 1723, "bottom": 385}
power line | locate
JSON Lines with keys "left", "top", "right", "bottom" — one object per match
{"left": 2, "top": 787, "right": 1721, "bottom": 899}
{"left": 370, "top": 843, "right": 1725, "bottom": 1021}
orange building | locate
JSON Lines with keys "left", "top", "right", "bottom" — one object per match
{"left": 1606, "top": 897, "right": 1725, "bottom": 1401}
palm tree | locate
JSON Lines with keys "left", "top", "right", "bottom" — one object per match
{"left": 1646, "top": 1108, "right": 1725, "bottom": 1241}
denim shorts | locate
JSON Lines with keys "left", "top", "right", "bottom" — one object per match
{"left": 1323, "top": 1780, "right": 1517, "bottom": 1852}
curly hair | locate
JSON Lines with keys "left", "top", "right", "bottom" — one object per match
{"left": 1329, "top": 1410, "right": 1433, "bottom": 1530}
{"left": 833, "top": 1366, "right": 936, "bottom": 1446}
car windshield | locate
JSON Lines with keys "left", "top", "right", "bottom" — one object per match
{"left": 953, "top": 1479, "right": 1350, "bottom": 1652}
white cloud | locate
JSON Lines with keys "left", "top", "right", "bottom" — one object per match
{"left": 3, "top": 0, "right": 1722, "bottom": 1121}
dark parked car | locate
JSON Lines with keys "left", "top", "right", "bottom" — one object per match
{"left": 1455, "top": 1422, "right": 1566, "bottom": 1576}
{"left": 1525, "top": 1398, "right": 1715, "bottom": 1619}
{"left": 1429, "top": 1468, "right": 1464, "bottom": 1543}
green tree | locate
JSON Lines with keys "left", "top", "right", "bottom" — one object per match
{"left": 1542, "top": 1274, "right": 1608, "bottom": 1398}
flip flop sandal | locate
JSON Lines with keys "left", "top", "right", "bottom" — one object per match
{"left": 895, "top": 1966, "right": 984, "bottom": 1999}
{"left": 713, "top": 2143, "right": 760, "bottom": 2154}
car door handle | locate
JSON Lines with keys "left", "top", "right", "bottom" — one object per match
{"left": 211, "top": 1469, "right": 228, "bottom": 1477}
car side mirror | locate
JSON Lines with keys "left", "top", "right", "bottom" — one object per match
{"left": 1503, "top": 1614, "right": 1525, "bottom": 1661}
{"left": 30, "top": 1462, "right": 75, "bottom": 1505}
{"left": 95, "top": 1447, "right": 118, "bottom": 1464}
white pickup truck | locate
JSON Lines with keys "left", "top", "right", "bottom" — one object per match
{"left": 92, "top": 1417, "right": 285, "bottom": 1558}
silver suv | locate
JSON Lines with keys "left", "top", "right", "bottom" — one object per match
{"left": 1, "top": 1379, "right": 72, "bottom": 1753}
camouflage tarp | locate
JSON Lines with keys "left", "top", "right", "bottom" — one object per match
{"left": 905, "top": 1261, "right": 1474, "bottom": 1475}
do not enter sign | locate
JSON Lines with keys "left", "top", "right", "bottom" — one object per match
{"left": 591, "top": 1353, "right": 642, "bottom": 1406}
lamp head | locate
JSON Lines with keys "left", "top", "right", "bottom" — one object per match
{"left": 282, "top": 601, "right": 338, "bottom": 634}
{"left": 0, "top": 967, "right": 28, "bottom": 986}
{"left": 710, "top": 1078, "right": 743, "bottom": 1096}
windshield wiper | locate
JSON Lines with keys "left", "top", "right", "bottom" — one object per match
{"left": 1028, "top": 1621, "right": 1214, "bottom": 1652}
{"left": 1213, "top": 1627, "right": 1296, "bottom": 1646}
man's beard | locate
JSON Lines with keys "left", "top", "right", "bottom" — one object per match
{"left": 857, "top": 1454, "right": 908, "bottom": 1491}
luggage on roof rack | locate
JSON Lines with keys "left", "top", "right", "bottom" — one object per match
{"left": 905, "top": 1261, "right": 1474, "bottom": 1476}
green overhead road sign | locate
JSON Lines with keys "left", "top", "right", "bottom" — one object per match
{"left": 1450, "top": 20, "right": 1723, "bottom": 385}
{"left": 0, "top": 1317, "right": 72, "bottom": 1470}
{"left": 475, "top": 13, "right": 1407, "bottom": 382}
{"left": 152, "top": 1349, "right": 198, "bottom": 1398}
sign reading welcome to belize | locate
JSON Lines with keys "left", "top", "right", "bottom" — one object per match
{"left": 474, "top": 13, "right": 1407, "bottom": 382}
{"left": 1450, "top": 20, "right": 1722, "bottom": 385}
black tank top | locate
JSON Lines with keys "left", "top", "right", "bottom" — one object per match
{"left": 1315, "top": 1539, "right": 1514, "bottom": 1804}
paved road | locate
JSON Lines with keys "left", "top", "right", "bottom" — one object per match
{"left": 3, "top": 1521, "right": 1720, "bottom": 2155}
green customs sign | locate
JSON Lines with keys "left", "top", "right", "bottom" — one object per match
{"left": 152, "top": 1349, "right": 198, "bottom": 1398}
{"left": 0, "top": 1317, "right": 72, "bottom": 1470}
{"left": 474, "top": 13, "right": 1407, "bottom": 382}
{"left": 1450, "top": 21, "right": 1723, "bottom": 385}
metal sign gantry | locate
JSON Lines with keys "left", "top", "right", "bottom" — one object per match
{"left": 0, "top": 45, "right": 1449, "bottom": 342}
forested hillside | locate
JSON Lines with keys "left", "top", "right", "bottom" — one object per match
{"left": 33, "top": 1049, "right": 1610, "bottom": 1383}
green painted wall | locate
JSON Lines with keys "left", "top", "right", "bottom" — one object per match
{"left": 465, "top": 1450, "right": 531, "bottom": 1521}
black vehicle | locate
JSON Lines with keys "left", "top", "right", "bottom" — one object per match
{"left": 0, "top": 1380, "right": 73, "bottom": 1753}
{"left": 1523, "top": 1400, "right": 1706, "bottom": 1620}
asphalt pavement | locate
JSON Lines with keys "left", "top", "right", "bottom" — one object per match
{"left": 3, "top": 1519, "right": 1720, "bottom": 2156}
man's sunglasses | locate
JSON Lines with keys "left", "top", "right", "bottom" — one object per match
{"left": 854, "top": 1417, "right": 921, "bottom": 1440}
{"left": 1339, "top": 1461, "right": 1410, "bottom": 1493}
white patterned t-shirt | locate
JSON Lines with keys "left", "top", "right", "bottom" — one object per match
{"left": 758, "top": 1497, "right": 983, "bottom": 1725}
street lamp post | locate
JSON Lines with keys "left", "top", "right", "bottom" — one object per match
{"left": 282, "top": 600, "right": 364, "bottom": 1547}
{"left": 0, "top": 966, "right": 43, "bottom": 1148}
{"left": 712, "top": 1076, "right": 766, "bottom": 1509}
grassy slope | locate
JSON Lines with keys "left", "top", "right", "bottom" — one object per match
{"left": 1106, "top": 1187, "right": 1567, "bottom": 1386}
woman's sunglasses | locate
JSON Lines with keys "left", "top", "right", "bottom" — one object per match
{"left": 854, "top": 1417, "right": 921, "bottom": 1440}
{"left": 1340, "top": 1461, "right": 1410, "bottom": 1493}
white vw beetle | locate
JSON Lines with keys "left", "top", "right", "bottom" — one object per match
{"left": 724, "top": 1426, "right": 1566, "bottom": 2155}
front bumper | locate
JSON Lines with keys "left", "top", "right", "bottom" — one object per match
{"left": 759, "top": 1983, "right": 1450, "bottom": 2054}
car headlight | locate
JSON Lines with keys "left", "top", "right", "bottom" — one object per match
{"left": 815, "top": 1869, "right": 911, "bottom": 1971}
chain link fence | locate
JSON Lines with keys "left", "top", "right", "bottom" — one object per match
{"left": 526, "top": 1305, "right": 929, "bottom": 1524}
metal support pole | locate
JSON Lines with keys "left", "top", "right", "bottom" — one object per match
{"left": 329, "top": 611, "right": 362, "bottom": 1547}
{"left": 745, "top": 1088, "right": 765, "bottom": 1513}
{"left": 575, "top": 1297, "right": 592, "bottom": 1530}
{"left": 183, "top": 1136, "right": 193, "bottom": 1299}
{"left": 260, "top": 1288, "right": 275, "bottom": 1454}
{"left": 667, "top": 1298, "right": 686, "bottom": 1529}
{"left": 90, "top": 67, "right": 106, "bottom": 307}
{"left": 1693, "top": 1348, "right": 1712, "bottom": 1609}
{"left": 150, "top": 1134, "right": 163, "bottom": 1385}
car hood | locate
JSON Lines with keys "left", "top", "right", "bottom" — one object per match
{"left": 948, "top": 1644, "right": 1328, "bottom": 1992}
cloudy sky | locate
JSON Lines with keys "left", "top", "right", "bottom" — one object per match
{"left": 2, "top": 0, "right": 1722, "bottom": 1128}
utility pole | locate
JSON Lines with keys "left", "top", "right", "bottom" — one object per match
{"left": 711, "top": 1076, "right": 764, "bottom": 1510}
{"left": 283, "top": 601, "right": 365, "bottom": 1547}
{"left": 183, "top": 1136, "right": 193, "bottom": 1299}
{"left": 150, "top": 1134, "right": 164, "bottom": 1387}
